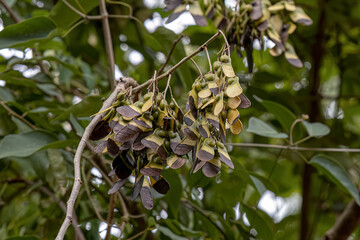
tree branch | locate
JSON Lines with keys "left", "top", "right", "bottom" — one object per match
{"left": 99, "top": 0, "right": 116, "bottom": 90}
{"left": 0, "top": 101, "right": 37, "bottom": 130}
{"left": 0, "top": 0, "right": 20, "bottom": 22}
{"left": 322, "top": 197, "right": 360, "bottom": 240}
{"left": 105, "top": 193, "right": 117, "bottom": 240}
{"left": 55, "top": 82, "right": 125, "bottom": 240}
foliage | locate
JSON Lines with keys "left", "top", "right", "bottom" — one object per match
{"left": 0, "top": 0, "right": 360, "bottom": 240}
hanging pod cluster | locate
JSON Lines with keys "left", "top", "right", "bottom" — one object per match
{"left": 206, "top": 0, "right": 313, "bottom": 70}
{"left": 164, "top": 0, "right": 313, "bottom": 72}
{"left": 90, "top": 91, "right": 187, "bottom": 209}
{"left": 183, "top": 53, "right": 250, "bottom": 177}
{"left": 89, "top": 54, "right": 250, "bottom": 209}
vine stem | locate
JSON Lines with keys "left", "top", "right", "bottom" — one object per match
{"left": 227, "top": 142, "right": 360, "bottom": 153}
{"left": 55, "top": 83, "right": 125, "bottom": 240}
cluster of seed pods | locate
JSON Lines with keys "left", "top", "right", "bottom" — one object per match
{"left": 183, "top": 54, "right": 251, "bottom": 177}
{"left": 89, "top": 53, "right": 250, "bottom": 209}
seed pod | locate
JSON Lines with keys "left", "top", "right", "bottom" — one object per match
{"left": 213, "top": 61, "right": 221, "bottom": 70}
{"left": 204, "top": 73, "right": 215, "bottom": 81}
{"left": 143, "top": 93, "right": 152, "bottom": 101}
{"left": 167, "top": 154, "right": 186, "bottom": 169}
{"left": 195, "top": 83, "right": 202, "bottom": 91}
{"left": 220, "top": 54, "right": 230, "bottom": 63}
{"left": 202, "top": 157, "right": 221, "bottom": 177}
{"left": 151, "top": 177, "right": 170, "bottom": 194}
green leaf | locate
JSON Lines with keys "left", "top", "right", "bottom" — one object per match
{"left": 0, "top": 17, "right": 56, "bottom": 49}
{"left": 163, "top": 169, "right": 183, "bottom": 219}
{"left": 40, "top": 139, "right": 79, "bottom": 150}
{"left": 46, "top": 149, "right": 67, "bottom": 195}
{"left": 310, "top": 154, "right": 360, "bottom": 205}
{"left": 49, "top": 0, "right": 99, "bottom": 29}
{"left": 0, "top": 114, "right": 16, "bottom": 136}
{"left": 250, "top": 175, "right": 267, "bottom": 195}
{"left": 0, "top": 70, "right": 37, "bottom": 87}
{"left": 145, "top": 27, "right": 193, "bottom": 89}
{"left": 70, "top": 114, "right": 85, "bottom": 136}
{"left": 0, "top": 87, "right": 14, "bottom": 101}
{"left": 241, "top": 204, "right": 274, "bottom": 240}
{"left": 247, "top": 117, "right": 288, "bottom": 138}
{"left": 52, "top": 95, "right": 102, "bottom": 122}
{"left": 255, "top": 96, "right": 303, "bottom": 140}
{"left": 302, "top": 121, "right": 330, "bottom": 137}
{"left": 157, "top": 225, "right": 188, "bottom": 240}
{"left": 0, "top": 130, "right": 57, "bottom": 159}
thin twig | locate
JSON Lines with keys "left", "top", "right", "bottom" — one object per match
{"left": 0, "top": 101, "right": 37, "bottom": 130}
{"left": 219, "top": 30, "right": 231, "bottom": 56}
{"left": 107, "top": 0, "right": 133, "bottom": 15}
{"left": 125, "top": 227, "right": 151, "bottom": 240}
{"left": 132, "top": 31, "right": 222, "bottom": 94}
{"left": 81, "top": 158, "right": 107, "bottom": 222}
{"left": 158, "top": 34, "right": 184, "bottom": 74}
{"left": 0, "top": 0, "right": 20, "bottom": 22}
{"left": 163, "top": 74, "right": 172, "bottom": 100}
{"left": 227, "top": 142, "right": 360, "bottom": 153}
{"left": 289, "top": 116, "right": 307, "bottom": 145}
{"left": 56, "top": 82, "right": 125, "bottom": 240}
{"left": 294, "top": 136, "right": 313, "bottom": 146}
{"left": 204, "top": 46, "right": 212, "bottom": 72}
{"left": 190, "top": 58, "right": 203, "bottom": 76}
{"left": 108, "top": 14, "right": 143, "bottom": 25}
{"left": 251, "top": 149, "right": 283, "bottom": 226}
{"left": 99, "top": 0, "right": 116, "bottom": 90}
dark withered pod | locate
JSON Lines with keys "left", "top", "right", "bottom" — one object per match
{"left": 89, "top": 120, "right": 111, "bottom": 141}
{"left": 89, "top": 109, "right": 116, "bottom": 140}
